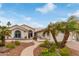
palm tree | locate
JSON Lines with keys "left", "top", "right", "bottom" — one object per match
{"left": 0, "top": 26, "right": 11, "bottom": 46}
{"left": 59, "top": 16, "right": 79, "bottom": 48}
{"left": 43, "top": 16, "right": 79, "bottom": 48}
{"left": 43, "top": 23, "right": 59, "bottom": 47}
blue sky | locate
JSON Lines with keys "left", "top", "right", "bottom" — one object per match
{"left": 0, "top": 3, "right": 79, "bottom": 28}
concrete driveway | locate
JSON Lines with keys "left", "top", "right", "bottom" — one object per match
{"left": 66, "top": 41, "right": 79, "bottom": 56}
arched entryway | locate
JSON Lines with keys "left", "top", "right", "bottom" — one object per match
{"left": 28, "top": 30, "right": 33, "bottom": 39}
{"left": 14, "top": 30, "right": 21, "bottom": 38}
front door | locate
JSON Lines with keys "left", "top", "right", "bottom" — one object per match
{"left": 28, "top": 30, "right": 33, "bottom": 39}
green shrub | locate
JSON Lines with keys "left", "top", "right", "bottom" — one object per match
{"left": 39, "top": 39, "right": 70, "bottom": 56}
{"left": 6, "top": 43, "right": 15, "bottom": 49}
{"left": 40, "top": 44, "right": 59, "bottom": 56}
{"left": 40, "top": 48, "right": 49, "bottom": 56}
{"left": 0, "top": 40, "right": 2, "bottom": 43}
{"left": 40, "top": 48, "right": 59, "bottom": 56}
{"left": 15, "top": 41, "right": 20, "bottom": 46}
{"left": 40, "top": 47, "right": 70, "bottom": 56}
{"left": 60, "top": 47, "right": 70, "bottom": 56}
{"left": 39, "top": 40, "right": 54, "bottom": 48}
{"left": 33, "top": 36, "right": 37, "bottom": 41}
{"left": 48, "top": 45, "right": 56, "bottom": 52}
{"left": 0, "top": 40, "right": 2, "bottom": 46}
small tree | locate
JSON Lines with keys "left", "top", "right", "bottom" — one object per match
{"left": 7, "top": 21, "right": 11, "bottom": 27}
{"left": 0, "top": 26, "right": 11, "bottom": 46}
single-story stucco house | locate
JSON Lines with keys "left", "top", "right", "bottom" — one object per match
{"left": 6, "top": 24, "right": 76, "bottom": 42}
{"left": 8, "top": 24, "right": 35, "bottom": 40}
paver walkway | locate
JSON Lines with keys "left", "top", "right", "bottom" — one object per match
{"left": 20, "top": 41, "right": 42, "bottom": 56}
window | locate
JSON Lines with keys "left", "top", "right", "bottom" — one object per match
{"left": 14, "top": 30, "right": 21, "bottom": 38}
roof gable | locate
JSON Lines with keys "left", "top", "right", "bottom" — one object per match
{"left": 10, "top": 24, "right": 35, "bottom": 31}
{"left": 10, "top": 25, "right": 28, "bottom": 31}
{"left": 21, "top": 24, "right": 35, "bottom": 30}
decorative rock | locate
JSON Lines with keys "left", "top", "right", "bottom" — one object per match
{"left": 0, "top": 47, "right": 10, "bottom": 53}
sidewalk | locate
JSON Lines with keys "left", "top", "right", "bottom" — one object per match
{"left": 20, "top": 41, "right": 41, "bottom": 56}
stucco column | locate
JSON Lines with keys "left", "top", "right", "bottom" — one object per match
{"left": 25, "top": 31, "right": 28, "bottom": 39}
{"left": 32, "top": 31, "right": 34, "bottom": 38}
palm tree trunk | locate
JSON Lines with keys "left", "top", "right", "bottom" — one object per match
{"left": 51, "top": 32, "right": 59, "bottom": 48}
{"left": 76, "top": 33, "right": 79, "bottom": 41}
{"left": 1, "top": 35, "right": 5, "bottom": 46}
{"left": 60, "top": 30, "right": 69, "bottom": 48}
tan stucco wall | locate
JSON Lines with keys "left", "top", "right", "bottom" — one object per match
{"left": 9, "top": 25, "right": 35, "bottom": 39}
{"left": 11, "top": 28, "right": 27, "bottom": 39}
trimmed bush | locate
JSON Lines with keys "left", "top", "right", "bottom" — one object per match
{"left": 0, "top": 40, "right": 2, "bottom": 46}
{"left": 39, "top": 40, "right": 54, "bottom": 48}
{"left": 6, "top": 43, "right": 15, "bottom": 49}
{"left": 60, "top": 47, "right": 70, "bottom": 56}
{"left": 40, "top": 48, "right": 59, "bottom": 56}
{"left": 48, "top": 45, "right": 56, "bottom": 52}
{"left": 33, "top": 36, "right": 37, "bottom": 41}
{"left": 15, "top": 41, "right": 20, "bottom": 46}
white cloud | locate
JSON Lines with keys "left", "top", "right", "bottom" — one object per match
{"left": 0, "top": 10, "right": 44, "bottom": 28}
{"left": 52, "top": 20, "right": 57, "bottom": 23}
{"left": 60, "top": 18, "right": 67, "bottom": 21}
{"left": 52, "top": 18, "right": 67, "bottom": 23}
{"left": 17, "top": 21, "right": 44, "bottom": 28}
{"left": 31, "top": 22, "right": 44, "bottom": 28}
{"left": 0, "top": 10, "right": 5, "bottom": 15}
{"left": 36, "top": 3, "right": 56, "bottom": 14}
{"left": 8, "top": 11, "right": 44, "bottom": 28}
{"left": 11, "top": 11, "right": 32, "bottom": 21}
{"left": 68, "top": 10, "right": 79, "bottom": 17}
{"left": 23, "top": 16, "right": 32, "bottom": 21}
{"left": 0, "top": 16, "right": 16, "bottom": 26}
